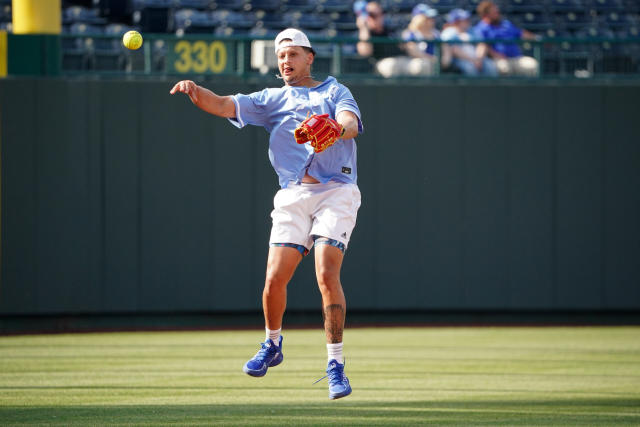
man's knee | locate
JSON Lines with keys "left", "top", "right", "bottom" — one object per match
{"left": 264, "top": 271, "right": 289, "bottom": 291}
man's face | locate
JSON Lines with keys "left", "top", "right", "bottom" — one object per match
{"left": 365, "top": 5, "right": 384, "bottom": 31}
{"left": 277, "top": 45, "right": 313, "bottom": 85}
{"left": 458, "top": 18, "right": 471, "bottom": 31}
{"left": 488, "top": 5, "right": 501, "bottom": 23}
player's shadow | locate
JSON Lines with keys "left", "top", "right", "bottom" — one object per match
{"left": 1, "top": 398, "right": 638, "bottom": 425}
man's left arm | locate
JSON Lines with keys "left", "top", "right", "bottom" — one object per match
{"left": 337, "top": 110, "right": 360, "bottom": 140}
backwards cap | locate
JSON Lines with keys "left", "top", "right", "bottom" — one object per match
{"left": 274, "top": 28, "right": 315, "bottom": 54}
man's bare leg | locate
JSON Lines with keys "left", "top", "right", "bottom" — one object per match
{"left": 315, "top": 243, "right": 346, "bottom": 346}
{"left": 314, "top": 241, "right": 352, "bottom": 399}
{"left": 263, "top": 246, "right": 303, "bottom": 330}
{"left": 243, "top": 245, "right": 301, "bottom": 377}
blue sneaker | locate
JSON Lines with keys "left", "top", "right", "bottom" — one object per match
{"left": 326, "top": 359, "right": 352, "bottom": 399}
{"left": 242, "top": 336, "right": 283, "bottom": 377}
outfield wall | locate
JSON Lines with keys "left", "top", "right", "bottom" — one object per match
{"left": 1, "top": 78, "right": 639, "bottom": 315}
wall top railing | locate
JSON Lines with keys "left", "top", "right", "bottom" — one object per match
{"left": 4, "top": 31, "right": 640, "bottom": 80}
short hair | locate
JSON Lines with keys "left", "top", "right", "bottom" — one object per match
{"left": 278, "top": 38, "right": 315, "bottom": 56}
{"left": 477, "top": 1, "right": 495, "bottom": 18}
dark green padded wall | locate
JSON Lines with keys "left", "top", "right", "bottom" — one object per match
{"left": 1, "top": 79, "right": 639, "bottom": 314}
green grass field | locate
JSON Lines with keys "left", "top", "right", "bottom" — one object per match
{"left": 1, "top": 327, "right": 639, "bottom": 426}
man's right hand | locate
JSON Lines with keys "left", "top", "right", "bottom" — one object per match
{"left": 170, "top": 80, "right": 199, "bottom": 104}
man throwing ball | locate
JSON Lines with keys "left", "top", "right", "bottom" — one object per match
{"left": 170, "top": 28, "right": 362, "bottom": 400}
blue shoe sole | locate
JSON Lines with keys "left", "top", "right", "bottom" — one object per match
{"left": 243, "top": 352, "right": 283, "bottom": 377}
{"left": 329, "top": 385, "right": 352, "bottom": 400}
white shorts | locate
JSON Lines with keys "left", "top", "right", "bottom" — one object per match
{"left": 269, "top": 182, "right": 361, "bottom": 251}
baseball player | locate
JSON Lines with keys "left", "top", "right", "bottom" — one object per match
{"left": 170, "top": 28, "right": 362, "bottom": 400}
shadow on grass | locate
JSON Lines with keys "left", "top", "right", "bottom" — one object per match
{"left": 1, "top": 398, "right": 639, "bottom": 426}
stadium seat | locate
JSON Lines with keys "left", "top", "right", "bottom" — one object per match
{"left": 215, "top": 25, "right": 249, "bottom": 35}
{"left": 249, "top": 25, "right": 278, "bottom": 37}
{"left": 63, "top": 6, "right": 106, "bottom": 25}
{"left": 316, "top": 0, "right": 351, "bottom": 14}
{"left": 383, "top": 0, "right": 417, "bottom": 13}
{"left": 504, "top": 0, "right": 544, "bottom": 13}
{"left": 246, "top": 0, "right": 282, "bottom": 12}
{"left": 211, "top": 10, "right": 255, "bottom": 29}
{"left": 599, "top": 11, "right": 635, "bottom": 29}
{"left": 177, "top": 0, "right": 214, "bottom": 10}
{"left": 427, "top": 0, "right": 458, "bottom": 13}
{"left": 548, "top": 0, "right": 585, "bottom": 12}
{"left": 255, "top": 11, "right": 285, "bottom": 29}
{"left": 281, "top": 0, "right": 314, "bottom": 12}
{"left": 175, "top": 9, "right": 219, "bottom": 32}
{"left": 588, "top": 0, "right": 624, "bottom": 12}
{"left": 296, "top": 13, "right": 330, "bottom": 30}
{"left": 384, "top": 13, "right": 411, "bottom": 31}
{"left": 556, "top": 10, "right": 594, "bottom": 30}
{"left": 211, "top": 0, "right": 246, "bottom": 11}
{"left": 329, "top": 12, "right": 358, "bottom": 31}
{"left": 617, "top": 25, "right": 640, "bottom": 39}
{"left": 576, "top": 26, "right": 615, "bottom": 39}
{"left": 516, "top": 11, "right": 554, "bottom": 31}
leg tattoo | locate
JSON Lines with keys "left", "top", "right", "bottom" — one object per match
{"left": 323, "top": 304, "right": 345, "bottom": 343}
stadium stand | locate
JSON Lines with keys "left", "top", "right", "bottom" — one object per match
{"left": 49, "top": 0, "right": 640, "bottom": 76}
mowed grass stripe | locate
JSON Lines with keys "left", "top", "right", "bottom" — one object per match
{"left": 0, "top": 327, "right": 639, "bottom": 426}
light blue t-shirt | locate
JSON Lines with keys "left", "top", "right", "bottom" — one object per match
{"left": 228, "top": 76, "right": 363, "bottom": 188}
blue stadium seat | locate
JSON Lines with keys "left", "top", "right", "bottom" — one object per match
{"left": 281, "top": 0, "right": 313, "bottom": 12}
{"left": 246, "top": 0, "right": 281, "bottom": 12}
{"left": 296, "top": 13, "right": 330, "bottom": 30}
{"left": 384, "top": 0, "right": 417, "bottom": 13}
{"left": 616, "top": 25, "right": 640, "bottom": 39}
{"left": 556, "top": 10, "right": 594, "bottom": 30}
{"left": 599, "top": 11, "right": 636, "bottom": 29}
{"left": 549, "top": 0, "right": 585, "bottom": 12}
{"left": 515, "top": 11, "right": 554, "bottom": 30}
{"left": 0, "top": 2, "right": 10, "bottom": 23}
{"left": 214, "top": 25, "right": 249, "bottom": 35}
{"left": 588, "top": 0, "right": 624, "bottom": 12}
{"left": 255, "top": 11, "right": 285, "bottom": 28}
{"left": 176, "top": 0, "right": 214, "bottom": 9}
{"left": 63, "top": 6, "right": 106, "bottom": 25}
{"left": 329, "top": 12, "right": 358, "bottom": 31}
{"left": 384, "top": 13, "right": 411, "bottom": 31}
{"left": 249, "top": 25, "right": 278, "bottom": 37}
{"left": 427, "top": 0, "right": 458, "bottom": 13}
{"left": 212, "top": 10, "right": 256, "bottom": 28}
{"left": 316, "top": 0, "right": 351, "bottom": 13}
{"left": 175, "top": 9, "right": 219, "bottom": 33}
{"left": 211, "top": 0, "right": 246, "bottom": 11}
{"left": 504, "top": 0, "right": 545, "bottom": 13}
{"left": 576, "top": 26, "right": 615, "bottom": 39}
{"left": 134, "top": 0, "right": 171, "bottom": 32}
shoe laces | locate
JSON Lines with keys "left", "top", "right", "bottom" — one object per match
{"left": 313, "top": 360, "right": 346, "bottom": 386}
{"left": 253, "top": 340, "right": 277, "bottom": 361}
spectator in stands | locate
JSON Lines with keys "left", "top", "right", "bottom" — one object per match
{"left": 441, "top": 8, "right": 498, "bottom": 76}
{"left": 356, "top": 1, "right": 405, "bottom": 77}
{"left": 399, "top": 5, "right": 440, "bottom": 76}
{"left": 472, "top": 1, "right": 539, "bottom": 77}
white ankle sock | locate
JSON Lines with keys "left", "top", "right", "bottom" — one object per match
{"left": 327, "top": 342, "right": 343, "bottom": 363}
{"left": 266, "top": 328, "right": 281, "bottom": 345}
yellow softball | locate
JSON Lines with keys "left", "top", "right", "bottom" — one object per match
{"left": 122, "top": 30, "right": 143, "bottom": 50}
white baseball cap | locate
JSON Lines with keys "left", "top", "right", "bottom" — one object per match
{"left": 274, "top": 28, "right": 315, "bottom": 54}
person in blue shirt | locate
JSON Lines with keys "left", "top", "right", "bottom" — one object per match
{"left": 170, "top": 28, "right": 361, "bottom": 400}
{"left": 441, "top": 8, "right": 498, "bottom": 76}
{"left": 398, "top": 6, "right": 440, "bottom": 76}
{"left": 472, "top": 1, "right": 540, "bottom": 77}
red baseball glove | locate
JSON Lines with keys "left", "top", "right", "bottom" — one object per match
{"left": 294, "top": 113, "right": 344, "bottom": 153}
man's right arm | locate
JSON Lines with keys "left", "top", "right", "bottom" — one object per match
{"left": 170, "top": 80, "right": 236, "bottom": 118}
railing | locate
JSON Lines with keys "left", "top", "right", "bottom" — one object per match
{"left": 59, "top": 33, "right": 640, "bottom": 79}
